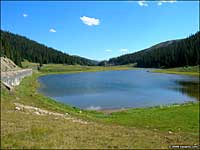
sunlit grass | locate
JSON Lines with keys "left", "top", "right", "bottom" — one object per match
{"left": 1, "top": 64, "right": 199, "bottom": 148}
{"left": 152, "top": 66, "right": 199, "bottom": 76}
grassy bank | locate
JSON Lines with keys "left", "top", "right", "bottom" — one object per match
{"left": 152, "top": 65, "right": 199, "bottom": 76}
{"left": 1, "top": 64, "right": 199, "bottom": 149}
{"left": 97, "top": 103, "right": 199, "bottom": 133}
{"left": 39, "top": 63, "right": 137, "bottom": 74}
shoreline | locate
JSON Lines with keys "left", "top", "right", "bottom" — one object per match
{"left": 151, "top": 68, "right": 199, "bottom": 76}
{"left": 93, "top": 108, "right": 128, "bottom": 114}
{"left": 36, "top": 66, "right": 199, "bottom": 114}
{"left": 3, "top": 64, "right": 199, "bottom": 122}
{"left": 95, "top": 101, "right": 199, "bottom": 114}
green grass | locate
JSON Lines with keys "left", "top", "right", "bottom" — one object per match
{"left": 1, "top": 64, "right": 199, "bottom": 149}
{"left": 21, "top": 60, "right": 39, "bottom": 70}
{"left": 97, "top": 103, "right": 199, "bottom": 133}
{"left": 152, "top": 66, "right": 199, "bottom": 76}
{"left": 39, "top": 63, "right": 137, "bottom": 74}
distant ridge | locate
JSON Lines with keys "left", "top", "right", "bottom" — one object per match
{"left": 147, "top": 40, "right": 180, "bottom": 51}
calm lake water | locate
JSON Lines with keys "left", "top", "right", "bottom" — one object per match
{"left": 38, "top": 70, "right": 199, "bottom": 110}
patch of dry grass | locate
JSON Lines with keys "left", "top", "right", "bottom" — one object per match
{"left": 2, "top": 105, "right": 198, "bottom": 149}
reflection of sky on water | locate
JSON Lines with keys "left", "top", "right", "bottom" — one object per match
{"left": 38, "top": 70, "right": 199, "bottom": 110}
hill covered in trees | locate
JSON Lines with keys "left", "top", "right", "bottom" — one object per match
{"left": 106, "top": 32, "right": 200, "bottom": 68}
{"left": 0, "top": 30, "right": 96, "bottom": 67}
{"left": 1, "top": 30, "right": 199, "bottom": 69}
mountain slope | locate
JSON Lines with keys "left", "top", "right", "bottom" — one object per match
{"left": 0, "top": 30, "right": 95, "bottom": 66}
{"left": 108, "top": 32, "right": 200, "bottom": 68}
{"left": 145, "top": 40, "right": 180, "bottom": 51}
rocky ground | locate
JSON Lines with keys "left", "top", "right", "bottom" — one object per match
{"left": 1, "top": 57, "right": 20, "bottom": 72}
{"left": 14, "top": 103, "right": 88, "bottom": 125}
{"left": 1, "top": 57, "right": 32, "bottom": 89}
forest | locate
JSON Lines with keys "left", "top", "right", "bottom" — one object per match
{"left": 107, "top": 32, "right": 200, "bottom": 68}
{"left": 1, "top": 30, "right": 199, "bottom": 68}
{"left": 0, "top": 30, "right": 96, "bottom": 67}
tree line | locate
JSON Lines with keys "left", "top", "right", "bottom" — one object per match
{"left": 106, "top": 31, "right": 200, "bottom": 68}
{"left": 1, "top": 30, "right": 199, "bottom": 68}
{"left": 0, "top": 30, "right": 95, "bottom": 67}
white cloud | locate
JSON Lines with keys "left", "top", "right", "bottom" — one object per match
{"left": 49, "top": 28, "right": 56, "bottom": 33}
{"left": 22, "top": 13, "right": 28, "bottom": 18}
{"left": 120, "top": 48, "right": 129, "bottom": 53}
{"left": 105, "top": 49, "right": 112, "bottom": 52}
{"left": 138, "top": 1, "right": 148, "bottom": 7}
{"left": 80, "top": 16, "right": 100, "bottom": 26}
{"left": 157, "top": 0, "right": 176, "bottom": 6}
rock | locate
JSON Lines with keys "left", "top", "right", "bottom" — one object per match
{"left": 168, "top": 131, "right": 173, "bottom": 134}
{"left": 1, "top": 57, "right": 32, "bottom": 89}
{"left": 15, "top": 106, "right": 21, "bottom": 111}
{"left": 153, "top": 128, "right": 158, "bottom": 131}
{"left": 34, "top": 108, "right": 38, "bottom": 111}
{"left": 72, "top": 119, "right": 88, "bottom": 124}
{"left": 1, "top": 57, "right": 19, "bottom": 72}
{"left": 34, "top": 111, "right": 40, "bottom": 115}
{"left": 38, "top": 109, "right": 44, "bottom": 114}
{"left": 65, "top": 112, "right": 69, "bottom": 116}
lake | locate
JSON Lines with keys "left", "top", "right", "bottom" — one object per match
{"left": 38, "top": 70, "right": 199, "bottom": 110}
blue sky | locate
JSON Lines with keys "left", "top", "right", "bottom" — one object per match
{"left": 1, "top": 1, "right": 199, "bottom": 60}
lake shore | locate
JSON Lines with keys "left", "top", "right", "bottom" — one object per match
{"left": 96, "top": 108, "right": 128, "bottom": 114}
{"left": 1, "top": 64, "right": 199, "bottom": 149}
{"left": 151, "top": 66, "right": 199, "bottom": 76}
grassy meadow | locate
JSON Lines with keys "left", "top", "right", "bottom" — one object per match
{"left": 152, "top": 66, "right": 199, "bottom": 76}
{"left": 1, "top": 63, "right": 199, "bottom": 149}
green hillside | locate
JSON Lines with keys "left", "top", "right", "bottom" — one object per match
{"left": 107, "top": 32, "right": 200, "bottom": 68}
{"left": 0, "top": 30, "right": 96, "bottom": 67}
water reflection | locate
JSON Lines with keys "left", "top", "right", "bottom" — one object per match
{"left": 175, "top": 80, "right": 199, "bottom": 101}
{"left": 38, "top": 70, "right": 199, "bottom": 110}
